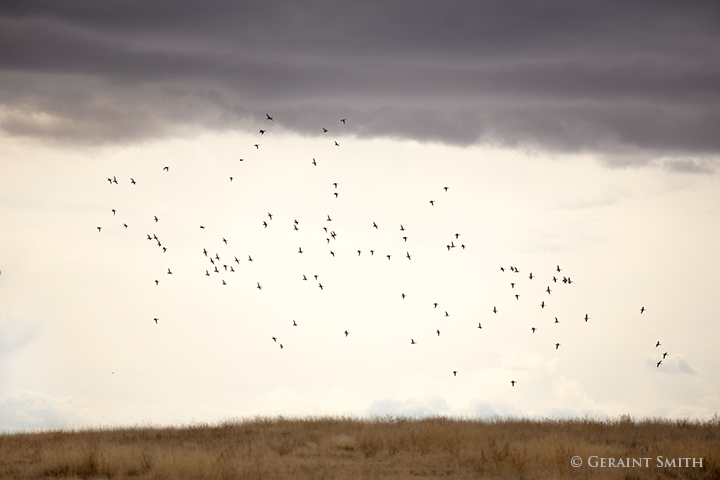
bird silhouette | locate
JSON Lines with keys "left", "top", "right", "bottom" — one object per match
{"left": 662, "top": 352, "right": 668, "bottom": 359}
{"left": 266, "top": 113, "right": 273, "bottom": 121}
{"left": 584, "top": 314, "right": 589, "bottom": 322}
{"left": 453, "top": 371, "right": 457, "bottom": 376}
{"left": 541, "top": 301, "right": 545, "bottom": 308}
{"left": 293, "top": 320, "right": 297, "bottom": 326}
{"left": 436, "top": 329, "right": 441, "bottom": 336}
{"left": 655, "top": 341, "right": 661, "bottom": 348}
{"left": 163, "top": 166, "right": 169, "bottom": 171}
{"left": 493, "top": 307, "right": 498, "bottom": 314}
{"left": 299, "top": 247, "right": 303, "bottom": 254}
{"left": 640, "top": 306, "right": 645, "bottom": 314}
{"left": 511, "top": 380, "right": 516, "bottom": 387}
{"left": 334, "top": 141, "right": 340, "bottom": 147}
{"left": 259, "top": 129, "right": 266, "bottom": 135}
{"left": 429, "top": 200, "right": 435, "bottom": 206}
{"left": 130, "top": 178, "right": 136, "bottom": 184}
{"left": 406, "top": 252, "right": 412, "bottom": 260}
{"left": 312, "top": 158, "right": 317, "bottom": 166}
{"left": 410, "top": 339, "right": 416, "bottom": 344}
{"left": 555, "top": 343, "right": 561, "bottom": 350}
{"left": 344, "top": 330, "right": 349, "bottom": 337}
{"left": 167, "top": 268, "right": 172, "bottom": 274}
{"left": 531, "top": 327, "right": 537, "bottom": 333}
{"left": 154, "top": 318, "right": 158, "bottom": 324}
{"left": 656, "top": 360, "right": 662, "bottom": 367}
{"left": 477, "top": 323, "right": 482, "bottom": 329}
{"left": 256, "top": 282, "right": 262, "bottom": 290}
{"left": 401, "top": 293, "right": 406, "bottom": 299}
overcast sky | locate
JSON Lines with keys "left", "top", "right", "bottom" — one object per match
{"left": 1, "top": 1, "right": 719, "bottom": 432}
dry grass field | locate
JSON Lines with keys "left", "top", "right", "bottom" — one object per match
{"left": 2, "top": 416, "right": 719, "bottom": 479}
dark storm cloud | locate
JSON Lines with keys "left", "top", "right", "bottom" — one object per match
{"left": 1, "top": 0, "right": 719, "bottom": 167}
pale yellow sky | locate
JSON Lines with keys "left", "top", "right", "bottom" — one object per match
{"left": 1, "top": 129, "right": 719, "bottom": 430}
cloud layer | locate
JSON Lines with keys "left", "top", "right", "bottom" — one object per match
{"left": 1, "top": 1, "right": 719, "bottom": 167}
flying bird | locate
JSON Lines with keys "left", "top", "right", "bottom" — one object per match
{"left": 130, "top": 178, "right": 136, "bottom": 185}
{"left": 266, "top": 113, "right": 274, "bottom": 121}
{"left": 655, "top": 341, "right": 661, "bottom": 348}
{"left": 584, "top": 314, "right": 590, "bottom": 322}
{"left": 406, "top": 252, "right": 412, "bottom": 260}
{"left": 493, "top": 307, "right": 498, "bottom": 314}
{"left": 259, "top": 129, "right": 266, "bottom": 135}
{"left": 167, "top": 268, "right": 172, "bottom": 274}
{"left": 154, "top": 318, "right": 158, "bottom": 324}
{"left": 656, "top": 360, "right": 662, "bottom": 368}
{"left": 256, "top": 282, "right": 262, "bottom": 290}
{"left": 334, "top": 141, "right": 340, "bottom": 147}
{"left": 453, "top": 371, "right": 457, "bottom": 376}
{"left": 293, "top": 320, "right": 297, "bottom": 326}
{"left": 344, "top": 330, "right": 349, "bottom": 337}
{"left": 429, "top": 200, "right": 435, "bottom": 206}
{"left": 410, "top": 339, "right": 416, "bottom": 344}
{"left": 511, "top": 380, "right": 516, "bottom": 387}
{"left": 640, "top": 306, "right": 645, "bottom": 314}
{"left": 340, "top": 118, "right": 346, "bottom": 124}
{"left": 163, "top": 166, "right": 169, "bottom": 171}
{"left": 312, "top": 158, "right": 317, "bottom": 166}
{"left": 555, "top": 343, "right": 561, "bottom": 350}
{"left": 436, "top": 329, "right": 441, "bottom": 336}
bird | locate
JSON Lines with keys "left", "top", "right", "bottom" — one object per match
{"left": 555, "top": 343, "right": 561, "bottom": 350}
{"left": 223, "top": 238, "right": 227, "bottom": 244}
{"left": 429, "top": 200, "right": 435, "bottom": 206}
{"left": 510, "top": 283, "right": 515, "bottom": 288}
{"left": 293, "top": 320, "right": 297, "bottom": 326}
{"left": 511, "top": 380, "right": 516, "bottom": 387}
{"left": 205, "top": 270, "right": 210, "bottom": 276}
{"left": 272, "top": 337, "right": 277, "bottom": 343}
{"left": 445, "top": 311, "right": 449, "bottom": 317}
{"left": 386, "top": 255, "right": 391, "bottom": 260}
{"left": 401, "top": 293, "right": 406, "bottom": 299}
{"left": 541, "top": 301, "right": 545, "bottom": 308}
{"left": 493, "top": 307, "right": 498, "bottom": 314}
{"left": 529, "top": 273, "right": 534, "bottom": 280}
{"left": 556, "top": 265, "right": 562, "bottom": 272}
{"left": 433, "top": 303, "right": 439, "bottom": 308}
{"left": 229, "top": 177, "right": 233, "bottom": 182}
{"left": 357, "top": 250, "right": 361, "bottom": 256}
{"left": 436, "top": 329, "right": 441, "bottom": 336}
{"left": 254, "top": 144, "right": 259, "bottom": 149}
{"left": 318, "top": 283, "right": 324, "bottom": 290}
{"left": 406, "top": 252, "right": 412, "bottom": 260}
{"left": 444, "top": 187, "right": 449, "bottom": 191}
{"left": 280, "top": 344, "right": 283, "bottom": 349}
{"left": 302, "top": 275, "right": 308, "bottom": 281}
{"left": 477, "top": 323, "right": 482, "bottom": 329}
{"left": 268, "top": 213, "right": 273, "bottom": 220}
{"left": 222, "top": 280, "right": 227, "bottom": 285}
{"left": 656, "top": 360, "right": 662, "bottom": 368}
{"left": 163, "top": 166, "right": 169, "bottom": 171}
{"left": 327, "top": 215, "right": 332, "bottom": 221}
{"left": 167, "top": 268, "right": 172, "bottom": 274}
{"left": 312, "top": 158, "right": 317, "bottom": 166}
{"left": 259, "top": 129, "right": 266, "bottom": 135}
{"left": 155, "top": 280, "right": 159, "bottom": 286}
{"left": 234, "top": 256, "right": 240, "bottom": 264}
{"left": 344, "top": 330, "right": 349, "bottom": 337}
{"left": 453, "top": 371, "right": 457, "bottom": 376}
{"left": 370, "top": 250, "right": 374, "bottom": 255}
{"left": 515, "top": 295, "right": 520, "bottom": 300}
{"left": 333, "top": 183, "right": 338, "bottom": 188}
{"left": 552, "top": 276, "right": 557, "bottom": 283}
{"left": 531, "top": 327, "right": 537, "bottom": 333}
{"left": 154, "top": 216, "right": 159, "bottom": 222}
{"left": 113, "top": 176, "right": 118, "bottom": 184}
{"left": 154, "top": 318, "right": 158, "bottom": 324}
{"left": 248, "top": 256, "right": 253, "bottom": 261}
{"left": 546, "top": 287, "right": 552, "bottom": 294}
{"left": 410, "top": 339, "right": 416, "bottom": 344}
{"left": 97, "top": 226, "right": 102, "bottom": 232}
{"left": 266, "top": 113, "right": 273, "bottom": 121}
{"left": 200, "top": 225, "right": 205, "bottom": 229}
{"left": 256, "top": 282, "right": 262, "bottom": 290}
{"left": 655, "top": 341, "right": 661, "bottom": 348}
{"left": 334, "top": 141, "right": 340, "bottom": 147}
{"left": 400, "top": 224, "right": 405, "bottom": 231}
{"left": 123, "top": 223, "right": 128, "bottom": 228}
{"left": 111, "top": 209, "right": 116, "bottom": 215}
{"left": 298, "top": 247, "right": 303, "bottom": 254}
{"left": 584, "top": 314, "right": 589, "bottom": 322}
{"left": 340, "top": 118, "right": 346, "bottom": 124}
{"left": 663, "top": 352, "right": 668, "bottom": 359}
{"left": 373, "top": 221, "right": 379, "bottom": 229}
{"left": 554, "top": 317, "right": 560, "bottom": 323}
{"left": 262, "top": 221, "right": 268, "bottom": 228}
{"left": 323, "top": 128, "right": 328, "bottom": 133}
{"left": 455, "top": 233, "right": 461, "bottom": 239}
{"left": 640, "top": 306, "right": 645, "bottom": 314}
{"left": 329, "top": 251, "right": 335, "bottom": 257}
{"left": 130, "top": 178, "right": 136, "bottom": 185}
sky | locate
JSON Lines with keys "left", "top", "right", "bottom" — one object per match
{"left": 1, "top": 0, "right": 719, "bottom": 432}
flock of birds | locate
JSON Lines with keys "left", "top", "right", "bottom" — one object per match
{"left": 97, "top": 113, "right": 667, "bottom": 386}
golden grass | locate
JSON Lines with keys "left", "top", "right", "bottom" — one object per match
{"left": 2, "top": 415, "right": 719, "bottom": 479}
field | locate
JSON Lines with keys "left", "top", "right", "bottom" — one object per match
{"left": 2, "top": 416, "right": 719, "bottom": 479}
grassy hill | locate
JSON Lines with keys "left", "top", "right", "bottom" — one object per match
{"left": 2, "top": 416, "right": 719, "bottom": 479}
